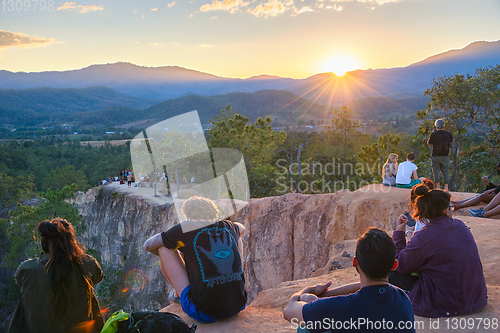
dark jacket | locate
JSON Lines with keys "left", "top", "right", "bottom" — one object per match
{"left": 392, "top": 216, "right": 487, "bottom": 318}
{"left": 9, "top": 253, "right": 104, "bottom": 333}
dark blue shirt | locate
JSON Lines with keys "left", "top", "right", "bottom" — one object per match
{"left": 302, "top": 284, "right": 415, "bottom": 333}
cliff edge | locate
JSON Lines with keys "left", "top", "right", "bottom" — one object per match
{"left": 75, "top": 184, "right": 500, "bottom": 332}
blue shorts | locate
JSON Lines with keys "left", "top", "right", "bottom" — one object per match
{"left": 180, "top": 285, "right": 218, "bottom": 323}
{"left": 180, "top": 285, "right": 246, "bottom": 323}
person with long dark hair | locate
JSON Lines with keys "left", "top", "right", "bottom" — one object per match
{"left": 390, "top": 185, "right": 487, "bottom": 318}
{"left": 9, "top": 218, "right": 104, "bottom": 333}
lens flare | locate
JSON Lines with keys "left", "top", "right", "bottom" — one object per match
{"left": 124, "top": 268, "right": 148, "bottom": 291}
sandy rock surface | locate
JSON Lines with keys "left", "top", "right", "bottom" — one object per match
{"left": 161, "top": 187, "right": 500, "bottom": 333}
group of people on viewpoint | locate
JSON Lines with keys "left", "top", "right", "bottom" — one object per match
{"left": 9, "top": 117, "right": 495, "bottom": 333}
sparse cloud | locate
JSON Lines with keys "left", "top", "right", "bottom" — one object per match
{"left": 135, "top": 41, "right": 141, "bottom": 44}
{"left": 326, "top": 4, "right": 343, "bottom": 11}
{"left": 151, "top": 8, "right": 158, "bottom": 11}
{"left": 247, "top": 0, "right": 294, "bottom": 17}
{"left": 142, "top": 14, "right": 145, "bottom": 18}
{"left": 197, "top": 0, "right": 386, "bottom": 18}
{"left": 211, "top": 16, "right": 218, "bottom": 19}
{"left": 296, "top": 6, "right": 313, "bottom": 14}
{"left": 0, "top": 30, "right": 56, "bottom": 49}
{"left": 200, "top": 0, "right": 250, "bottom": 14}
{"left": 167, "top": 1, "right": 176, "bottom": 8}
{"left": 133, "top": 9, "right": 137, "bottom": 13}
{"left": 150, "top": 43, "right": 162, "bottom": 46}
{"left": 199, "top": 44, "right": 214, "bottom": 47}
{"left": 328, "top": 0, "right": 400, "bottom": 5}
{"left": 57, "top": 2, "right": 104, "bottom": 13}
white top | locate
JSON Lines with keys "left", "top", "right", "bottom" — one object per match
{"left": 414, "top": 219, "right": 428, "bottom": 233}
{"left": 396, "top": 161, "right": 418, "bottom": 185}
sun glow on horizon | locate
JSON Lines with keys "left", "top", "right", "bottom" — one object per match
{"left": 320, "top": 55, "right": 361, "bottom": 76}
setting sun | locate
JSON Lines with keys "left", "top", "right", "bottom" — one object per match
{"left": 321, "top": 55, "right": 361, "bottom": 76}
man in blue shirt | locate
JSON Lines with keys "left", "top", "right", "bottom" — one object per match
{"left": 283, "top": 227, "right": 415, "bottom": 333}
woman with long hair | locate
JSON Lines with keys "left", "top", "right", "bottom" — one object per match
{"left": 382, "top": 153, "right": 398, "bottom": 186}
{"left": 390, "top": 185, "right": 487, "bottom": 318}
{"left": 9, "top": 218, "right": 104, "bottom": 333}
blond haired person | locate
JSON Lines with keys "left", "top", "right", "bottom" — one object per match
{"left": 382, "top": 153, "right": 399, "bottom": 186}
{"left": 143, "top": 196, "right": 247, "bottom": 323}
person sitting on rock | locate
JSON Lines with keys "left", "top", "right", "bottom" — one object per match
{"left": 452, "top": 162, "right": 500, "bottom": 211}
{"left": 396, "top": 153, "right": 422, "bottom": 188}
{"left": 283, "top": 227, "right": 415, "bottom": 333}
{"left": 143, "top": 196, "right": 247, "bottom": 323}
{"left": 390, "top": 185, "right": 487, "bottom": 317}
{"left": 382, "top": 153, "right": 398, "bottom": 186}
{"left": 468, "top": 189, "right": 500, "bottom": 218}
{"left": 404, "top": 178, "right": 435, "bottom": 240}
{"left": 9, "top": 218, "right": 104, "bottom": 333}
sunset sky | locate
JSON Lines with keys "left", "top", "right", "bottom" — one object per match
{"left": 0, "top": 0, "right": 499, "bottom": 78}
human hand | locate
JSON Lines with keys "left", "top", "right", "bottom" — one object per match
{"left": 485, "top": 188, "right": 495, "bottom": 194}
{"left": 304, "top": 281, "right": 332, "bottom": 296}
{"left": 396, "top": 214, "right": 408, "bottom": 232}
{"left": 299, "top": 293, "right": 319, "bottom": 303}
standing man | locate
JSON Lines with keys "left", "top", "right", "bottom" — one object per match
{"left": 143, "top": 196, "right": 247, "bottom": 323}
{"left": 427, "top": 119, "right": 453, "bottom": 191}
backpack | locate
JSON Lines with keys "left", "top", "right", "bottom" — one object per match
{"left": 102, "top": 310, "right": 197, "bottom": 333}
{"left": 434, "top": 131, "right": 451, "bottom": 156}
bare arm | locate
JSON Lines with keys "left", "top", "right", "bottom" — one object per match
{"left": 283, "top": 281, "right": 332, "bottom": 322}
{"left": 318, "top": 282, "right": 361, "bottom": 298}
{"left": 412, "top": 170, "right": 418, "bottom": 180}
{"left": 234, "top": 222, "right": 245, "bottom": 268}
{"left": 143, "top": 233, "right": 164, "bottom": 256}
{"left": 235, "top": 222, "right": 245, "bottom": 235}
{"left": 393, "top": 162, "right": 398, "bottom": 175}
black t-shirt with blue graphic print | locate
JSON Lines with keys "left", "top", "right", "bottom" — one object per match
{"left": 161, "top": 220, "right": 247, "bottom": 319}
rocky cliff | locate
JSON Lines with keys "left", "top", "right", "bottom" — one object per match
{"left": 74, "top": 183, "right": 500, "bottom": 332}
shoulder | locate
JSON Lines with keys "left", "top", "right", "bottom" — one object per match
{"left": 218, "top": 220, "right": 245, "bottom": 236}
{"left": 82, "top": 253, "right": 101, "bottom": 268}
{"left": 304, "top": 293, "right": 352, "bottom": 313}
{"left": 163, "top": 222, "right": 184, "bottom": 235}
{"left": 81, "top": 254, "right": 103, "bottom": 281}
{"left": 16, "top": 257, "right": 43, "bottom": 276}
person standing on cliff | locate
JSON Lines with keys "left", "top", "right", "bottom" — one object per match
{"left": 427, "top": 119, "right": 453, "bottom": 191}
{"left": 283, "top": 227, "right": 415, "bottom": 333}
{"left": 143, "top": 196, "right": 247, "bottom": 323}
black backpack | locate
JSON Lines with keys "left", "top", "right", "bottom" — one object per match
{"left": 434, "top": 131, "right": 451, "bottom": 156}
{"left": 116, "top": 311, "right": 197, "bottom": 333}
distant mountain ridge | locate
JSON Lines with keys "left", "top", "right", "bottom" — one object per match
{"left": 0, "top": 40, "right": 498, "bottom": 104}
{"left": 0, "top": 87, "right": 429, "bottom": 128}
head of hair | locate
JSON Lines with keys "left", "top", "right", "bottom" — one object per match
{"left": 406, "top": 153, "right": 415, "bottom": 161}
{"left": 410, "top": 178, "right": 435, "bottom": 204}
{"left": 355, "top": 227, "right": 396, "bottom": 280}
{"left": 435, "top": 119, "right": 445, "bottom": 129}
{"left": 182, "top": 196, "right": 219, "bottom": 221}
{"left": 36, "top": 218, "right": 90, "bottom": 322}
{"left": 382, "top": 153, "right": 398, "bottom": 178}
{"left": 411, "top": 185, "right": 451, "bottom": 221}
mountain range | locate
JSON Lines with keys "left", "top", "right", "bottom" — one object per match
{"left": 0, "top": 40, "right": 499, "bottom": 128}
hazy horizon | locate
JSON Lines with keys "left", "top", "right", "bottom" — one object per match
{"left": 1, "top": 0, "right": 499, "bottom": 79}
